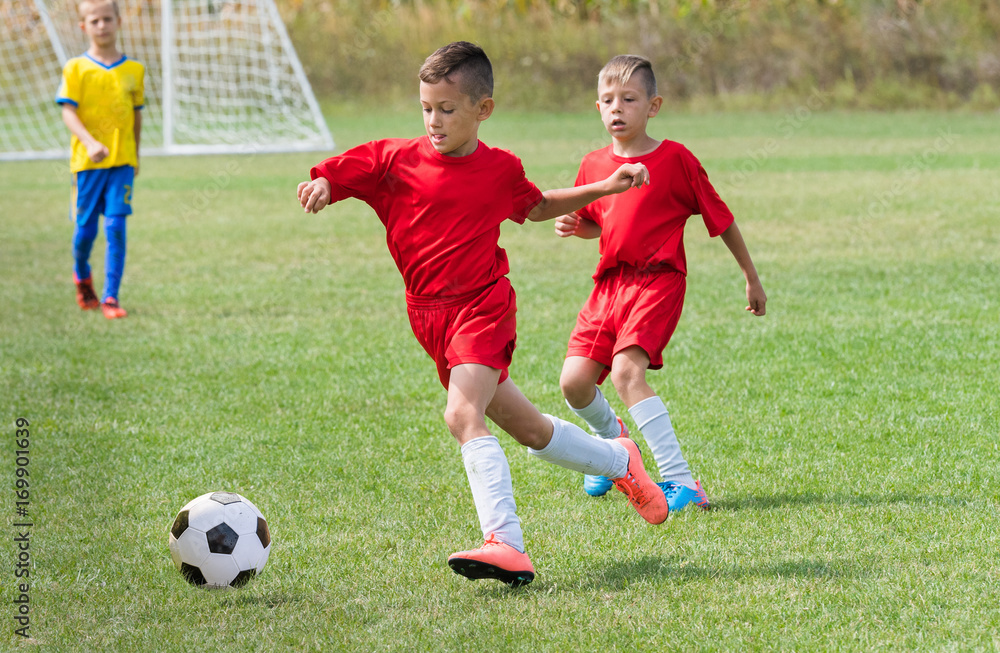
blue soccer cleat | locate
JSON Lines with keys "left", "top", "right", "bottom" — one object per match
{"left": 657, "top": 479, "right": 710, "bottom": 512}
{"left": 584, "top": 474, "right": 614, "bottom": 497}
{"left": 583, "top": 418, "right": 630, "bottom": 497}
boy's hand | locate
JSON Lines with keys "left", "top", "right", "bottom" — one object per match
{"left": 604, "top": 163, "right": 650, "bottom": 194}
{"left": 746, "top": 279, "right": 767, "bottom": 316}
{"left": 554, "top": 212, "right": 581, "bottom": 238}
{"left": 86, "top": 140, "right": 110, "bottom": 163}
{"left": 554, "top": 212, "right": 601, "bottom": 239}
{"left": 298, "top": 178, "right": 332, "bottom": 213}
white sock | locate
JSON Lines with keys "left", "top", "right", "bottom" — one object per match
{"left": 528, "top": 415, "right": 628, "bottom": 478}
{"left": 461, "top": 436, "right": 524, "bottom": 552}
{"left": 629, "top": 396, "right": 695, "bottom": 487}
{"left": 567, "top": 387, "right": 620, "bottom": 438}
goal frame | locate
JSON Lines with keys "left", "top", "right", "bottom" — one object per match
{"left": 0, "top": 0, "right": 334, "bottom": 161}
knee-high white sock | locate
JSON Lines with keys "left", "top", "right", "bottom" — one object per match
{"left": 567, "top": 387, "right": 621, "bottom": 439}
{"left": 461, "top": 436, "right": 524, "bottom": 552}
{"left": 528, "top": 415, "right": 628, "bottom": 478}
{"left": 629, "top": 396, "right": 695, "bottom": 487}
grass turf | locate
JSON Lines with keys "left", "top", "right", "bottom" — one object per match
{"left": 2, "top": 109, "right": 999, "bottom": 651}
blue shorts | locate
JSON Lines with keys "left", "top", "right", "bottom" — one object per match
{"left": 71, "top": 166, "right": 134, "bottom": 226}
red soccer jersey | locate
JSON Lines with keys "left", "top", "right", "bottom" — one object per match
{"left": 575, "top": 140, "right": 734, "bottom": 279}
{"left": 311, "top": 137, "right": 543, "bottom": 297}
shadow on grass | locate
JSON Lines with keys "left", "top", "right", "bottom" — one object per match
{"left": 467, "top": 556, "right": 871, "bottom": 595}
{"left": 562, "top": 555, "right": 870, "bottom": 592}
{"left": 712, "top": 491, "right": 963, "bottom": 511}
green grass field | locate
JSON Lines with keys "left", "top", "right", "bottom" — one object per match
{"left": 3, "top": 109, "right": 999, "bottom": 651}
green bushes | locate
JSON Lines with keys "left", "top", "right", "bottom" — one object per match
{"left": 280, "top": 0, "right": 1000, "bottom": 110}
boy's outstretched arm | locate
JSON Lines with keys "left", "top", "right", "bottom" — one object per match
{"left": 526, "top": 163, "right": 649, "bottom": 223}
{"left": 720, "top": 221, "right": 767, "bottom": 316}
{"left": 298, "top": 177, "right": 332, "bottom": 213}
{"left": 554, "top": 212, "right": 601, "bottom": 239}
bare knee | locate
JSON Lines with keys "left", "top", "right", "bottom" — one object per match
{"left": 443, "top": 402, "right": 486, "bottom": 443}
{"left": 609, "top": 363, "right": 647, "bottom": 403}
{"left": 560, "top": 368, "right": 596, "bottom": 408}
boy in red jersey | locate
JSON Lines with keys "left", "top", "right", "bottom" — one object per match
{"left": 555, "top": 55, "right": 767, "bottom": 511}
{"left": 297, "top": 42, "right": 667, "bottom": 587}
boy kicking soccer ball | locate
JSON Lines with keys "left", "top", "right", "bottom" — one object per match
{"left": 297, "top": 42, "right": 667, "bottom": 587}
{"left": 555, "top": 55, "right": 767, "bottom": 512}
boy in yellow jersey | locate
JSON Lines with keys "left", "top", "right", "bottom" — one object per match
{"left": 56, "top": 0, "right": 144, "bottom": 319}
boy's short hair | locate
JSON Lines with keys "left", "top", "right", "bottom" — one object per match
{"left": 78, "top": 0, "right": 119, "bottom": 17}
{"left": 419, "top": 41, "right": 494, "bottom": 102}
{"left": 599, "top": 55, "right": 657, "bottom": 99}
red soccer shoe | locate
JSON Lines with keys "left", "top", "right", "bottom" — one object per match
{"left": 101, "top": 298, "right": 128, "bottom": 320}
{"left": 448, "top": 533, "right": 535, "bottom": 587}
{"left": 75, "top": 275, "right": 100, "bottom": 310}
{"left": 611, "top": 438, "right": 670, "bottom": 525}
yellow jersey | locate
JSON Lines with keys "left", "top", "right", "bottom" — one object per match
{"left": 56, "top": 54, "right": 145, "bottom": 173}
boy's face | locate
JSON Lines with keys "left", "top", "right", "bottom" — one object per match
{"left": 596, "top": 76, "right": 662, "bottom": 143}
{"left": 419, "top": 75, "right": 494, "bottom": 158}
{"left": 79, "top": 1, "right": 120, "bottom": 49}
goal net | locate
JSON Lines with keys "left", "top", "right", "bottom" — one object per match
{"left": 1, "top": 0, "right": 334, "bottom": 161}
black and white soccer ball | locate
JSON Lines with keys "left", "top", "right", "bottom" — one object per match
{"left": 168, "top": 491, "right": 271, "bottom": 589}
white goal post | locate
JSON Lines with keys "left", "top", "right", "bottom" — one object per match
{"left": 0, "top": 0, "right": 334, "bottom": 161}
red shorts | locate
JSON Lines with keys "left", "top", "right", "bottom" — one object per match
{"left": 406, "top": 278, "right": 517, "bottom": 389}
{"left": 566, "top": 265, "right": 685, "bottom": 384}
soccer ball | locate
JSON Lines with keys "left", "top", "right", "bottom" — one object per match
{"left": 168, "top": 491, "right": 271, "bottom": 589}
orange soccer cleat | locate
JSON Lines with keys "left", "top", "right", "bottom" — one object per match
{"left": 101, "top": 297, "right": 128, "bottom": 320}
{"left": 612, "top": 438, "right": 669, "bottom": 525}
{"left": 75, "top": 275, "right": 100, "bottom": 310}
{"left": 447, "top": 533, "right": 535, "bottom": 587}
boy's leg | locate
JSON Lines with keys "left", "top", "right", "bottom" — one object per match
{"left": 99, "top": 167, "right": 133, "bottom": 319}
{"left": 449, "top": 435, "right": 535, "bottom": 587}
{"left": 628, "top": 395, "right": 709, "bottom": 510}
{"left": 73, "top": 217, "right": 99, "bottom": 283}
{"left": 561, "top": 356, "right": 626, "bottom": 496}
{"left": 612, "top": 347, "right": 692, "bottom": 483}
{"left": 561, "top": 356, "right": 620, "bottom": 438}
{"left": 613, "top": 347, "right": 709, "bottom": 511}
{"left": 487, "top": 378, "right": 668, "bottom": 524}
{"left": 72, "top": 215, "right": 100, "bottom": 310}
{"left": 103, "top": 214, "right": 127, "bottom": 303}
{"left": 71, "top": 168, "right": 105, "bottom": 292}
{"left": 444, "top": 364, "right": 534, "bottom": 585}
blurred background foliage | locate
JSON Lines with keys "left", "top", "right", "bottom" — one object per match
{"left": 278, "top": 0, "right": 1000, "bottom": 111}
